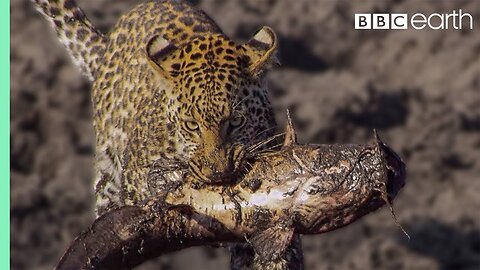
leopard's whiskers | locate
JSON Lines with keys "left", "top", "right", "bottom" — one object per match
{"left": 247, "top": 132, "right": 285, "bottom": 153}
{"left": 248, "top": 126, "right": 278, "bottom": 146}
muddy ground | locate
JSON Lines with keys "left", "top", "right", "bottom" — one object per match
{"left": 11, "top": 0, "right": 480, "bottom": 269}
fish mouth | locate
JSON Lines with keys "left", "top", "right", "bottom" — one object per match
{"left": 377, "top": 135, "right": 406, "bottom": 202}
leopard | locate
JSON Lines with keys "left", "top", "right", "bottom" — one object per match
{"left": 33, "top": 0, "right": 303, "bottom": 269}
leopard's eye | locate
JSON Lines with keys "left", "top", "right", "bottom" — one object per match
{"left": 185, "top": 120, "right": 199, "bottom": 132}
{"left": 229, "top": 115, "right": 245, "bottom": 128}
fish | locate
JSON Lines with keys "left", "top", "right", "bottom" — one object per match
{"left": 55, "top": 116, "right": 406, "bottom": 270}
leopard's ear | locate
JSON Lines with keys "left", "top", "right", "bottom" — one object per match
{"left": 243, "top": 26, "right": 279, "bottom": 75}
{"left": 145, "top": 35, "right": 179, "bottom": 77}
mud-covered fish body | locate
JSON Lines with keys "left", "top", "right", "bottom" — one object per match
{"left": 56, "top": 129, "right": 406, "bottom": 269}
{"left": 240, "top": 143, "right": 386, "bottom": 235}
{"left": 167, "top": 132, "right": 405, "bottom": 237}
{"left": 290, "top": 137, "right": 405, "bottom": 234}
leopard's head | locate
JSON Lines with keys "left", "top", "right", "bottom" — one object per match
{"left": 145, "top": 27, "right": 278, "bottom": 183}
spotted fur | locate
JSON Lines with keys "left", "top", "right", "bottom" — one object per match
{"left": 32, "top": 0, "right": 106, "bottom": 80}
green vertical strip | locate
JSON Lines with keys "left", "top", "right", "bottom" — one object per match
{"left": 2, "top": 0, "right": 10, "bottom": 268}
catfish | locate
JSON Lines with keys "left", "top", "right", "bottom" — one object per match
{"left": 56, "top": 117, "right": 406, "bottom": 269}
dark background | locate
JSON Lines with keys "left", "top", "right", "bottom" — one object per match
{"left": 11, "top": 0, "right": 480, "bottom": 269}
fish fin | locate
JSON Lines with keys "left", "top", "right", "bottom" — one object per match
{"left": 247, "top": 226, "right": 295, "bottom": 260}
{"left": 283, "top": 109, "right": 298, "bottom": 147}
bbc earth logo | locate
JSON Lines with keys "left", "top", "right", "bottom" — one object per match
{"left": 355, "top": 10, "right": 474, "bottom": 30}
